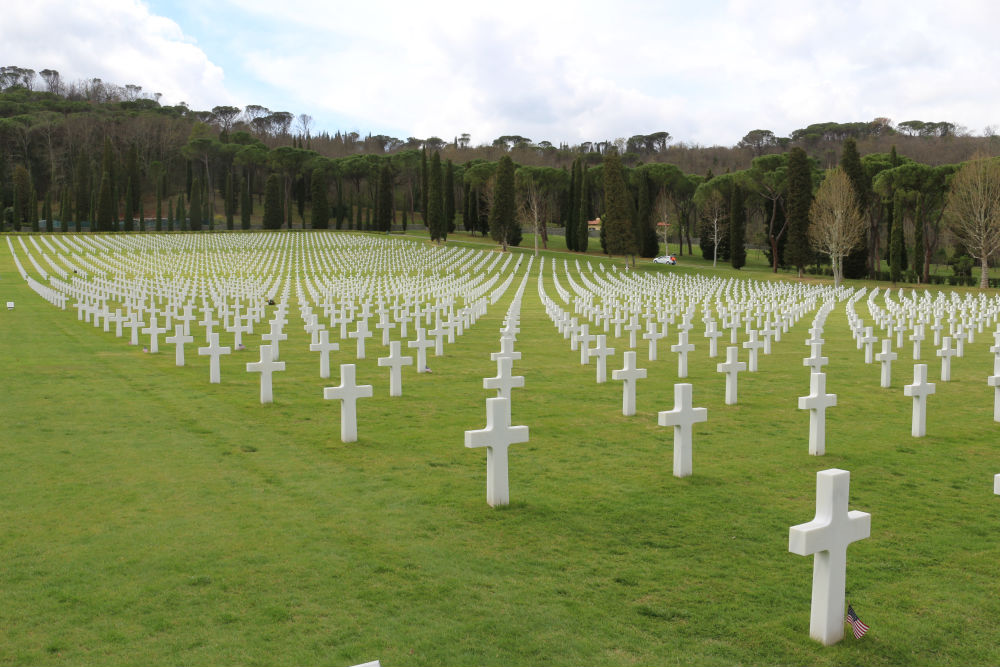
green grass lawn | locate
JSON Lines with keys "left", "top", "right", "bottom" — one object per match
{"left": 2, "top": 231, "right": 1000, "bottom": 666}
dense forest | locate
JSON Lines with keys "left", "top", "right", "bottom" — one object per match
{"left": 3, "top": 64, "right": 1000, "bottom": 286}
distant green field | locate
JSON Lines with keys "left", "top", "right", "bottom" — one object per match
{"left": 2, "top": 231, "right": 999, "bottom": 666}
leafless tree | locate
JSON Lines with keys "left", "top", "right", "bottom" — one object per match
{"left": 945, "top": 154, "right": 1000, "bottom": 288}
{"left": 808, "top": 168, "right": 866, "bottom": 286}
{"left": 699, "top": 188, "right": 727, "bottom": 267}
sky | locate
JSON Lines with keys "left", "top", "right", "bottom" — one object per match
{"left": 4, "top": 0, "right": 1000, "bottom": 147}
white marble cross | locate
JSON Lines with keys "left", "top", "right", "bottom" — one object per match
{"left": 612, "top": 350, "right": 647, "bottom": 416}
{"left": 141, "top": 314, "right": 167, "bottom": 353}
{"left": 643, "top": 322, "right": 663, "bottom": 361}
{"left": 704, "top": 320, "right": 723, "bottom": 358}
{"left": 936, "top": 336, "right": 956, "bottom": 382}
{"left": 875, "top": 339, "right": 898, "bottom": 388}
{"left": 323, "top": 363, "right": 374, "bottom": 442}
{"left": 588, "top": 334, "right": 616, "bottom": 383}
{"left": 490, "top": 335, "right": 521, "bottom": 364}
{"left": 464, "top": 396, "right": 529, "bottom": 507}
{"left": 407, "top": 327, "right": 434, "bottom": 373}
{"left": 484, "top": 356, "right": 525, "bottom": 401}
{"left": 246, "top": 344, "right": 286, "bottom": 404}
{"left": 198, "top": 332, "right": 232, "bottom": 384}
{"left": 671, "top": 331, "right": 695, "bottom": 379}
{"left": 309, "top": 329, "right": 340, "bottom": 379}
{"left": 378, "top": 340, "right": 413, "bottom": 397}
{"left": 989, "top": 352, "right": 1000, "bottom": 422}
{"left": 657, "top": 383, "right": 707, "bottom": 478}
{"left": 577, "top": 324, "right": 596, "bottom": 364}
{"left": 165, "top": 324, "right": 194, "bottom": 367}
{"left": 262, "top": 319, "right": 289, "bottom": 360}
{"left": 860, "top": 327, "right": 878, "bottom": 364}
{"left": 716, "top": 346, "right": 747, "bottom": 405}
{"left": 743, "top": 330, "right": 764, "bottom": 372}
{"left": 798, "top": 372, "right": 837, "bottom": 456}
{"left": 909, "top": 326, "right": 924, "bottom": 360}
{"left": 903, "top": 363, "right": 936, "bottom": 437}
{"left": 788, "top": 468, "right": 871, "bottom": 646}
{"left": 349, "top": 318, "right": 373, "bottom": 359}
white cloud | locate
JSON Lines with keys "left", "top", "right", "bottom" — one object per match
{"left": 6, "top": 0, "right": 1000, "bottom": 146}
{"left": 0, "top": 0, "right": 232, "bottom": 109}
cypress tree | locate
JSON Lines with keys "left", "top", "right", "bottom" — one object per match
{"left": 203, "top": 189, "right": 212, "bottom": 230}
{"left": 730, "top": 182, "right": 746, "bottom": 269}
{"left": 785, "top": 147, "right": 813, "bottom": 277}
{"left": 155, "top": 173, "right": 163, "bottom": 232}
{"left": 444, "top": 160, "right": 455, "bottom": 233}
{"left": 311, "top": 168, "right": 329, "bottom": 229}
{"left": 636, "top": 170, "right": 659, "bottom": 257}
{"left": 285, "top": 182, "right": 294, "bottom": 229}
{"left": 335, "top": 175, "right": 343, "bottom": 230}
{"left": 29, "top": 188, "right": 38, "bottom": 232}
{"left": 839, "top": 138, "right": 869, "bottom": 279}
{"left": 489, "top": 155, "right": 516, "bottom": 250}
{"left": 60, "top": 188, "right": 71, "bottom": 232}
{"left": 96, "top": 171, "right": 114, "bottom": 232}
{"left": 602, "top": 151, "right": 637, "bottom": 264}
{"left": 89, "top": 185, "right": 96, "bottom": 230}
{"left": 176, "top": 195, "right": 186, "bottom": 232}
{"left": 576, "top": 168, "right": 589, "bottom": 253}
{"left": 402, "top": 209, "right": 408, "bottom": 232}
{"left": 43, "top": 190, "right": 52, "bottom": 232}
{"left": 914, "top": 193, "right": 925, "bottom": 283}
{"left": 428, "top": 152, "right": 444, "bottom": 242}
{"left": 420, "top": 148, "right": 428, "bottom": 225}
{"left": 241, "top": 176, "right": 251, "bottom": 230}
{"left": 189, "top": 177, "right": 203, "bottom": 231}
{"left": 263, "top": 174, "right": 283, "bottom": 230}
{"left": 138, "top": 196, "right": 145, "bottom": 232}
{"left": 377, "top": 160, "right": 393, "bottom": 233}
{"left": 225, "top": 170, "right": 234, "bottom": 230}
{"left": 463, "top": 181, "right": 474, "bottom": 232}
{"left": 167, "top": 198, "right": 174, "bottom": 232}
{"left": 124, "top": 177, "right": 134, "bottom": 232}
{"left": 74, "top": 150, "right": 90, "bottom": 229}
{"left": 565, "top": 159, "right": 579, "bottom": 251}
{"left": 890, "top": 190, "right": 904, "bottom": 283}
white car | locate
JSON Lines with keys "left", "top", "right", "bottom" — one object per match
{"left": 653, "top": 255, "right": 677, "bottom": 265}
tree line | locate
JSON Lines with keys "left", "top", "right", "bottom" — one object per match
{"left": 3, "top": 66, "right": 1000, "bottom": 287}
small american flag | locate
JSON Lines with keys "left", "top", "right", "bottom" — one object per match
{"left": 846, "top": 604, "right": 869, "bottom": 639}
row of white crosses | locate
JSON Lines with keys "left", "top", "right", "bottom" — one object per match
{"left": 465, "top": 262, "right": 533, "bottom": 506}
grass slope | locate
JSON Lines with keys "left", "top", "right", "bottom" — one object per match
{"left": 1, "top": 233, "right": 999, "bottom": 666}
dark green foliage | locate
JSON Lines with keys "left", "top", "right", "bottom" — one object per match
{"left": 42, "top": 189, "right": 52, "bottom": 232}
{"left": 11, "top": 164, "right": 31, "bottom": 227}
{"left": 420, "top": 148, "right": 428, "bottom": 223}
{"left": 311, "top": 168, "right": 329, "bottom": 229}
{"left": 914, "top": 193, "right": 925, "bottom": 282}
{"left": 576, "top": 167, "right": 590, "bottom": 253}
{"left": 730, "top": 183, "right": 746, "bottom": 269}
{"left": 176, "top": 195, "right": 186, "bottom": 232}
{"left": 428, "top": 152, "right": 445, "bottom": 242}
{"left": 189, "top": 177, "right": 203, "bottom": 231}
{"left": 264, "top": 174, "right": 283, "bottom": 229}
{"left": 489, "top": 156, "right": 517, "bottom": 250}
{"left": 376, "top": 160, "right": 393, "bottom": 233}
{"left": 155, "top": 173, "right": 163, "bottom": 232}
{"left": 784, "top": 147, "right": 813, "bottom": 274}
{"left": 601, "top": 151, "right": 636, "bottom": 261}
{"left": 463, "top": 181, "right": 474, "bottom": 233}
{"left": 96, "top": 171, "right": 114, "bottom": 232}
{"left": 203, "top": 189, "right": 212, "bottom": 230}
{"left": 240, "top": 176, "right": 251, "bottom": 230}
{"left": 167, "top": 198, "right": 174, "bottom": 232}
{"left": 124, "top": 177, "right": 134, "bottom": 232}
{"left": 565, "top": 159, "right": 579, "bottom": 251}
{"left": 444, "top": 160, "right": 455, "bottom": 233}
{"left": 635, "top": 170, "right": 659, "bottom": 257}
{"left": 29, "top": 188, "right": 38, "bottom": 232}
{"left": 225, "top": 171, "right": 234, "bottom": 230}
{"left": 890, "top": 190, "right": 905, "bottom": 282}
